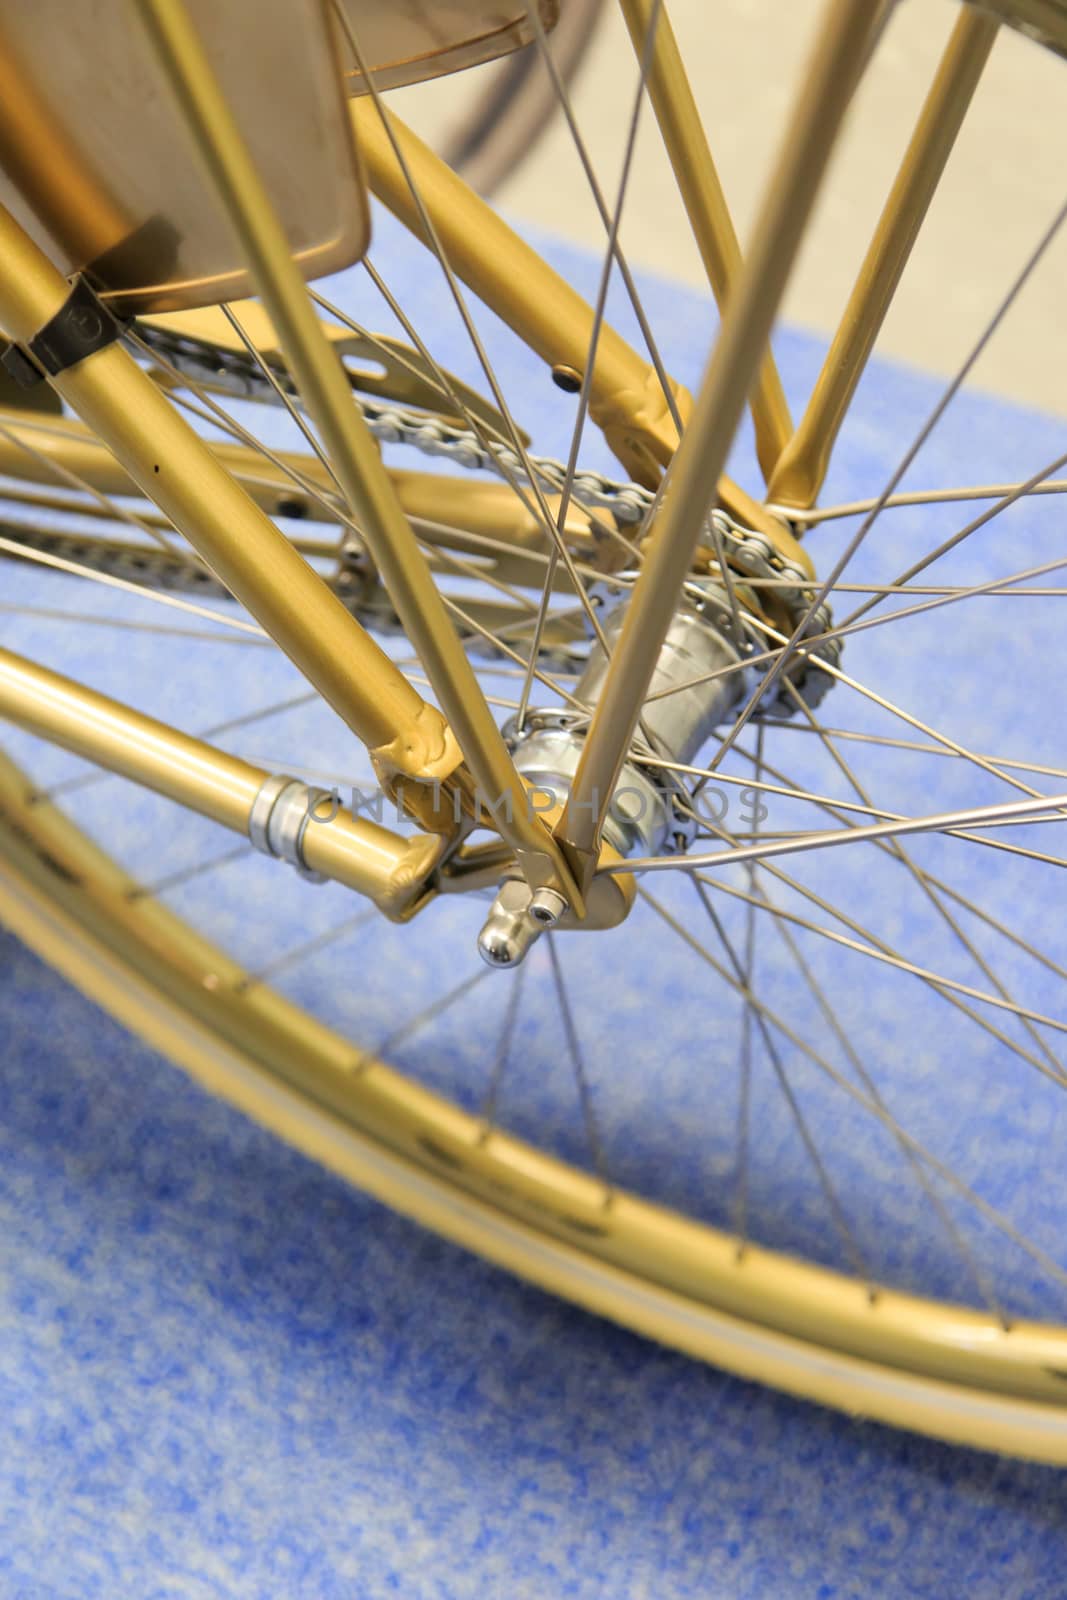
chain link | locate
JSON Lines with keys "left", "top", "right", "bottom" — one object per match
{"left": 7, "top": 322, "right": 840, "bottom": 711}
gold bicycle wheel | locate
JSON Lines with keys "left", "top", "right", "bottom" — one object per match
{"left": 3, "top": 0, "right": 1067, "bottom": 1460}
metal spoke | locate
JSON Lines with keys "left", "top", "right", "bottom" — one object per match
{"left": 417, "top": 537, "right": 541, "bottom": 619}
{"left": 651, "top": 725, "right": 1067, "bottom": 867}
{"left": 479, "top": 962, "right": 528, "bottom": 1137}
{"left": 237, "top": 908, "right": 378, "bottom": 991}
{"left": 220, "top": 302, "right": 348, "bottom": 501}
{"left": 734, "top": 722, "right": 763, "bottom": 1253}
{"left": 699, "top": 849, "right": 1067, "bottom": 1085}
{"left": 686, "top": 576, "right": 1067, "bottom": 599}
{"left": 0, "top": 479, "right": 174, "bottom": 528}
{"left": 639, "top": 751, "right": 918, "bottom": 826}
{"left": 546, "top": 934, "right": 612, "bottom": 1198}
{"left": 36, "top": 689, "right": 316, "bottom": 802}
{"left": 127, "top": 840, "right": 254, "bottom": 900}
{"left": 610, "top": 786, "right": 1067, "bottom": 878}
{"left": 782, "top": 678, "right": 1065, "bottom": 1079}
{"left": 640, "top": 550, "right": 1067, "bottom": 717}
{"left": 751, "top": 719, "right": 1067, "bottom": 787}
{"left": 738, "top": 609, "right": 1067, "bottom": 817}
{"left": 789, "top": 554, "right": 1067, "bottom": 619}
{"left": 677, "top": 779, "right": 1067, "bottom": 1088}
{"left": 402, "top": 676, "right": 529, "bottom": 716}
{"left": 707, "top": 190, "right": 1067, "bottom": 771}
{"left": 692, "top": 873, "right": 872, "bottom": 1286}
{"left": 779, "top": 476, "right": 1067, "bottom": 526}
{"left": 840, "top": 446, "right": 1067, "bottom": 628}
{"left": 369, "top": 968, "right": 494, "bottom": 1066}
{"left": 0, "top": 529, "right": 266, "bottom": 635}
{"left": 639, "top": 884, "right": 1067, "bottom": 1295}
{"left": 737, "top": 863, "right": 1007, "bottom": 1321}
{"left": 439, "top": 593, "right": 587, "bottom": 712}
{"left": 695, "top": 871, "right": 1067, "bottom": 1063}
{"left": 0, "top": 418, "right": 210, "bottom": 576}
{"left": 0, "top": 602, "right": 272, "bottom": 646}
{"left": 417, "top": 655, "right": 580, "bottom": 685}
{"left": 737, "top": 739, "right": 1067, "bottom": 989}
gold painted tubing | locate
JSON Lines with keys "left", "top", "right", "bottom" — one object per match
{"left": 351, "top": 96, "right": 791, "bottom": 547}
{"left": 559, "top": 0, "right": 883, "bottom": 862}
{"left": 350, "top": 97, "right": 688, "bottom": 488}
{"left": 0, "top": 645, "right": 440, "bottom": 917}
{"left": 766, "top": 7, "right": 998, "bottom": 509}
{"left": 0, "top": 409, "right": 332, "bottom": 514}
{"left": 0, "top": 410, "right": 569, "bottom": 544}
{"left": 615, "top": 0, "right": 793, "bottom": 483}
{"left": 134, "top": 0, "right": 576, "bottom": 902}
{"left": 0, "top": 208, "right": 432, "bottom": 761}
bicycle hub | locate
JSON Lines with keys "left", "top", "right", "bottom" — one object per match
{"left": 476, "top": 579, "right": 748, "bottom": 967}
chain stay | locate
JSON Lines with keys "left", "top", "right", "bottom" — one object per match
{"left": 8, "top": 322, "right": 841, "bottom": 710}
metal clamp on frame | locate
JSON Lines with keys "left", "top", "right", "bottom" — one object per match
{"left": 1, "top": 274, "right": 127, "bottom": 389}
{"left": 248, "top": 773, "right": 330, "bottom": 883}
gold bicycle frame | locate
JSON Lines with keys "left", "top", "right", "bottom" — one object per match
{"left": 557, "top": 0, "right": 883, "bottom": 865}
{"left": 0, "top": 406, "right": 595, "bottom": 573}
{"left": 766, "top": 6, "right": 999, "bottom": 509}
{"left": 616, "top": 0, "right": 794, "bottom": 484}
{"left": 0, "top": 644, "right": 443, "bottom": 919}
{"left": 349, "top": 90, "right": 793, "bottom": 550}
{"left": 132, "top": 0, "right": 580, "bottom": 908}
{"left": 0, "top": 0, "right": 1029, "bottom": 918}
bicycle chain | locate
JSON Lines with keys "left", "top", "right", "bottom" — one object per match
{"left": 334, "top": 394, "right": 840, "bottom": 711}
{"left": 360, "top": 410, "right": 841, "bottom": 711}
{"left": 6, "top": 323, "right": 841, "bottom": 713}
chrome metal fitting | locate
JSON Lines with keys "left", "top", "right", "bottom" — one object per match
{"left": 528, "top": 886, "right": 568, "bottom": 925}
{"left": 504, "top": 712, "right": 673, "bottom": 858}
{"left": 585, "top": 579, "right": 748, "bottom": 760}
{"left": 504, "top": 582, "right": 749, "bottom": 862}
{"left": 480, "top": 585, "right": 756, "bottom": 966}
{"left": 477, "top": 877, "right": 547, "bottom": 968}
{"left": 248, "top": 773, "right": 328, "bottom": 883}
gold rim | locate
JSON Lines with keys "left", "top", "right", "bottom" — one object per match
{"left": 2, "top": 0, "right": 1067, "bottom": 1463}
{"left": 3, "top": 746, "right": 1067, "bottom": 1461}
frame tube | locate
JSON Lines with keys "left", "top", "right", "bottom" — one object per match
{"left": 0, "top": 644, "right": 441, "bottom": 917}
{"left": 0, "top": 207, "right": 443, "bottom": 768}
{"left": 351, "top": 95, "right": 688, "bottom": 488}
{"left": 135, "top": 0, "right": 576, "bottom": 902}
{"left": 616, "top": 0, "right": 794, "bottom": 482}
{"left": 559, "top": 0, "right": 883, "bottom": 863}
{"left": 352, "top": 97, "right": 793, "bottom": 545}
{"left": 767, "top": 7, "right": 998, "bottom": 509}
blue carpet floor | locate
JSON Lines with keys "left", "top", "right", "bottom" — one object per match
{"left": 1, "top": 211, "right": 1066, "bottom": 1596}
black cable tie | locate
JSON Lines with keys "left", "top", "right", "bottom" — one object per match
{"left": 1, "top": 275, "right": 125, "bottom": 389}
